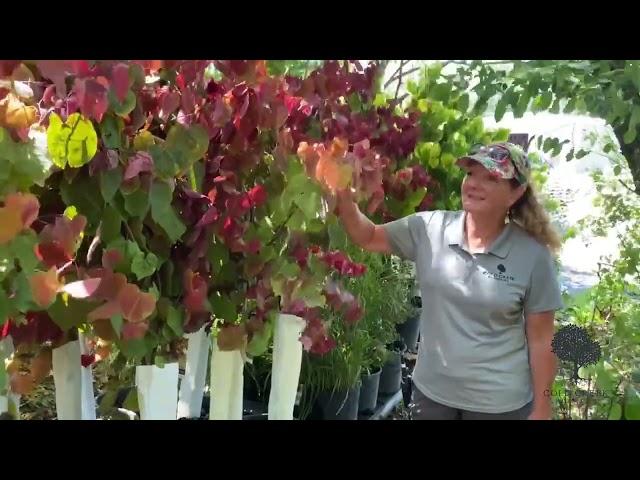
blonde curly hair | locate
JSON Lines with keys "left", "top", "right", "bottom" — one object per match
{"left": 509, "top": 183, "right": 562, "bottom": 254}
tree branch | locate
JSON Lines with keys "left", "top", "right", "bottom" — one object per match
{"left": 385, "top": 67, "right": 421, "bottom": 87}
{"left": 384, "top": 60, "right": 409, "bottom": 89}
{"left": 618, "top": 178, "right": 637, "bottom": 194}
{"left": 394, "top": 61, "right": 409, "bottom": 101}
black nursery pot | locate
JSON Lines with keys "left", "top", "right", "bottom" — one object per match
{"left": 396, "top": 312, "right": 421, "bottom": 353}
{"left": 358, "top": 367, "right": 382, "bottom": 414}
{"left": 316, "top": 382, "right": 362, "bottom": 420}
{"left": 378, "top": 340, "right": 406, "bottom": 397}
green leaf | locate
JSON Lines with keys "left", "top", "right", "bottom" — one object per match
{"left": 286, "top": 209, "right": 305, "bottom": 231}
{"left": 402, "top": 187, "right": 427, "bottom": 217}
{"left": 535, "top": 91, "right": 553, "bottom": 111}
{"left": 123, "top": 188, "right": 150, "bottom": 218}
{"left": 294, "top": 189, "right": 321, "bottom": 221}
{"left": 101, "top": 205, "right": 122, "bottom": 244}
{"left": 48, "top": 296, "right": 98, "bottom": 331}
{"left": 100, "top": 166, "right": 123, "bottom": 203}
{"left": 0, "top": 127, "right": 52, "bottom": 195}
{"left": 564, "top": 96, "right": 577, "bottom": 114}
{"left": 576, "top": 149, "right": 589, "bottom": 159}
{"left": 149, "top": 181, "right": 185, "bottom": 243}
{"left": 595, "top": 361, "right": 617, "bottom": 393}
{"left": 110, "top": 314, "right": 123, "bottom": 339}
{"left": 9, "top": 231, "right": 38, "bottom": 274}
{"left": 118, "top": 338, "right": 148, "bottom": 360}
{"left": 100, "top": 115, "right": 123, "bottom": 149}
{"left": 514, "top": 91, "right": 530, "bottom": 117}
{"left": 624, "top": 386, "right": 640, "bottom": 420}
{"left": 155, "top": 355, "right": 166, "bottom": 368}
{"left": 493, "top": 128, "right": 510, "bottom": 142}
{"left": 208, "top": 240, "right": 230, "bottom": 276}
{"left": 347, "top": 93, "right": 363, "bottom": 112}
{"left": 122, "top": 388, "right": 139, "bottom": 412}
{"left": 12, "top": 272, "right": 34, "bottom": 312}
{"left": 246, "top": 319, "right": 274, "bottom": 358}
{"left": 131, "top": 251, "right": 159, "bottom": 280}
{"left": 60, "top": 174, "right": 104, "bottom": 227}
{"left": 149, "top": 284, "right": 160, "bottom": 301}
{"left": 623, "top": 106, "right": 640, "bottom": 144}
{"left": 430, "top": 83, "right": 451, "bottom": 103}
{"left": 164, "top": 124, "right": 209, "bottom": 175}
{"left": 566, "top": 148, "right": 575, "bottom": 161}
{"left": 209, "top": 292, "right": 236, "bottom": 323}
{"left": 63, "top": 206, "right": 78, "bottom": 220}
{"left": 614, "top": 165, "right": 622, "bottom": 176}
{"left": 328, "top": 214, "right": 348, "bottom": 251}
{"left": 46, "top": 113, "right": 98, "bottom": 169}
{"left": 0, "top": 288, "right": 9, "bottom": 327}
{"left": 373, "top": 93, "right": 387, "bottom": 107}
{"left": 166, "top": 305, "right": 183, "bottom": 337}
{"left": 457, "top": 93, "right": 469, "bottom": 113}
{"left": 291, "top": 281, "right": 326, "bottom": 308}
{"left": 608, "top": 402, "right": 622, "bottom": 420}
{"left": 109, "top": 90, "right": 136, "bottom": 117}
{"left": 494, "top": 98, "right": 508, "bottom": 122}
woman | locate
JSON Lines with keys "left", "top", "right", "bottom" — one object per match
{"left": 335, "top": 142, "right": 563, "bottom": 420}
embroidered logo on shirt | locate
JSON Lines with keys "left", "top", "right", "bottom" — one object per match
{"left": 482, "top": 264, "right": 515, "bottom": 283}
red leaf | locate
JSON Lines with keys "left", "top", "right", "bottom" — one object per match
{"left": 36, "top": 60, "right": 73, "bottom": 97}
{"left": 111, "top": 63, "right": 130, "bottom": 102}
{"left": 124, "top": 152, "right": 154, "bottom": 180}
{"left": 4, "top": 192, "right": 40, "bottom": 229}
{"left": 58, "top": 278, "right": 102, "bottom": 299}
{"left": 80, "top": 353, "right": 96, "bottom": 368}
{"left": 88, "top": 300, "right": 120, "bottom": 322}
{"left": 91, "top": 271, "right": 127, "bottom": 302}
{"left": 102, "top": 249, "right": 124, "bottom": 270}
{"left": 38, "top": 215, "right": 86, "bottom": 261}
{"left": 181, "top": 87, "right": 197, "bottom": 115}
{"left": 117, "top": 284, "right": 156, "bottom": 323}
{"left": 247, "top": 185, "right": 267, "bottom": 207}
{"left": 344, "top": 302, "right": 364, "bottom": 325}
{"left": 122, "top": 321, "right": 149, "bottom": 340}
{"left": 74, "top": 77, "right": 109, "bottom": 122}
{"left": 244, "top": 239, "right": 261, "bottom": 255}
{"left": 29, "top": 267, "right": 62, "bottom": 308}
{"left": 183, "top": 270, "right": 208, "bottom": 314}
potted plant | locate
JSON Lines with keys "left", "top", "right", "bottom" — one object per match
{"left": 298, "top": 309, "right": 366, "bottom": 421}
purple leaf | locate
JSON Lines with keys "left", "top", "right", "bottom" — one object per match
{"left": 196, "top": 205, "right": 219, "bottom": 228}
{"left": 159, "top": 90, "right": 180, "bottom": 122}
{"left": 74, "top": 77, "right": 109, "bottom": 122}
{"left": 111, "top": 63, "right": 130, "bottom": 102}
{"left": 124, "top": 152, "right": 154, "bottom": 180}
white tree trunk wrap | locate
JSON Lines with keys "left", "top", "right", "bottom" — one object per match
{"left": 78, "top": 332, "right": 97, "bottom": 420}
{"left": 53, "top": 337, "right": 97, "bottom": 420}
{"left": 135, "top": 363, "right": 179, "bottom": 420}
{"left": 52, "top": 340, "right": 84, "bottom": 420}
{"left": 0, "top": 337, "right": 13, "bottom": 417}
{"left": 209, "top": 342, "right": 243, "bottom": 420}
{"left": 268, "top": 313, "right": 306, "bottom": 420}
{"left": 177, "top": 326, "right": 210, "bottom": 419}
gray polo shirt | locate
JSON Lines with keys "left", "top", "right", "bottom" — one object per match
{"left": 383, "top": 210, "right": 564, "bottom": 413}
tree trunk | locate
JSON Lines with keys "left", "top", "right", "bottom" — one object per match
{"left": 614, "top": 130, "right": 640, "bottom": 195}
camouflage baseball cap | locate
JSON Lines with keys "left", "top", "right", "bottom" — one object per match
{"left": 456, "top": 142, "right": 531, "bottom": 185}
